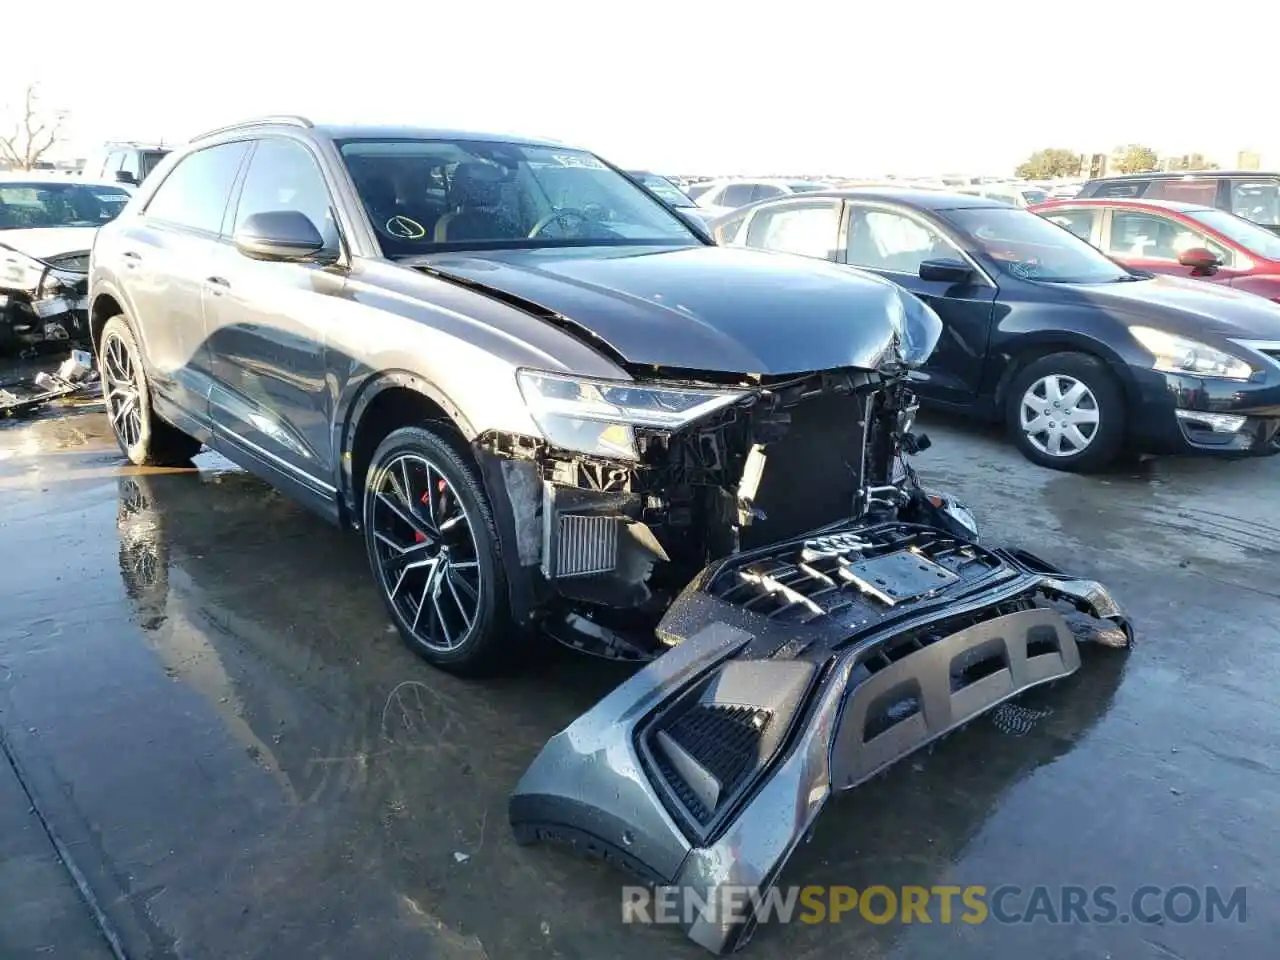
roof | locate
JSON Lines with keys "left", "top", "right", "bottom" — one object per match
{"left": 1033, "top": 197, "right": 1215, "bottom": 214}
{"left": 1086, "top": 170, "right": 1279, "bottom": 182}
{"left": 778, "top": 187, "right": 1008, "bottom": 211}
{"left": 0, "top": 172, "right": 125, "bottom": 189}
{"left": 315, "top": 123, "right": 569, "bottom": 148}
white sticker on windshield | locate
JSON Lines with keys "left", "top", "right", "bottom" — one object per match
{"left": 547, "top": 154, "right": 606, "bottom": 170}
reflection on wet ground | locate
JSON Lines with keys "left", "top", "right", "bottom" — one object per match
{"left": 1, "top": 402, "right": 1278, "bottom": 959}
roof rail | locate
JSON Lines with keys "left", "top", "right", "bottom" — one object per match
{"left": 190, "top": 115, "right": 315, "bottom": 142}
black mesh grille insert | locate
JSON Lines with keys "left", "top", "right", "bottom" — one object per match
{"left": 712, "top": 525, "right": 1006, "bottom": 624}
{"left": 656, "top": 704, "right": 771, "bottom": 825}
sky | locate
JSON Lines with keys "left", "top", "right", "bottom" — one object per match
{"left": 2, "top": 0, "right": 1268, "bottom": 177}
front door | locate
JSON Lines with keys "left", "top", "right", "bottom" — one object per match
{"left": 1102, "top": 209, "right": 1241, "bottom": 284}
{"left": 842, "top": 204, "right": 997, "bottom": 405}
{"left": 205, "top": 136, "right": 347, "bottom": 503}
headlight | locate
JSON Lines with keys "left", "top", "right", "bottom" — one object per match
{"left": 1129, "top": 325, "right": 1253, "bottom": 381}
{"left": 516, "top": 370, "right": 749, "bottom": 460}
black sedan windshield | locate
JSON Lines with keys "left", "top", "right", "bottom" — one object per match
{"left": 338, "top": 139, "right": 700, "bottom": 256}
{"left": 0, "top": 181, "right": 131, "bottom": 230}
{"left": 948, "top": 206, "right": 1132, "bottom": 283}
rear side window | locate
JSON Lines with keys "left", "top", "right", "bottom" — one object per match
{"left": 1042, "top": 208, "right": 1097, "bottom": 243}
{"left": 1146, "top": 178, "right": 1218, "bottom": 205}
{"left": 743, "top": 201, "right": 841, "bottom": 259}
{"left": 719, "top": 183, "right": 756, "bottom": 207}
{"left": 1090, "top": 181, "right": 1146, "bottom": 199}
{"left": 144, "top": 142, "right": 250, "bottom": 234}
{"left": 232, "top": 138, "right": 337, "bottom": 247}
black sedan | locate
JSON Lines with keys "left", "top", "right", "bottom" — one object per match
{"left": 710, "top": 189, "right": 1280, "bottom": 470}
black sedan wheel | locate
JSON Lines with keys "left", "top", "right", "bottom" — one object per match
{"left": 99, "top": 315, "right": 202, "bottom": 466}
{"left": 363, "top": 426, "right": 514, "bottom": 675}
{"left": 1007, "top": 352, "right": 1125, "bottom": 472}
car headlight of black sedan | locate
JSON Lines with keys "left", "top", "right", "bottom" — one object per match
{"left": 1129, "top": 325, "right": 1255, "bottom": 381}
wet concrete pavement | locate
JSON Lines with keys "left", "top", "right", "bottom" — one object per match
{"left": 1, "top": 397, "right": 1278, "bottom": 960}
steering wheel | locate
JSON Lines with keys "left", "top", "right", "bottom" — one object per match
{"left": 383, "top": 215, "right": 427, "bottom": 240}
{"left": 528, "top": 209, "right": 590, "bottom": 238}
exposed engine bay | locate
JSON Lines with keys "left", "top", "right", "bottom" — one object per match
{"left": 476, "top": 366, "right": 974, "bottom": 660}
{"left": 0, "top": 241, "right": 90, "bottom": 352}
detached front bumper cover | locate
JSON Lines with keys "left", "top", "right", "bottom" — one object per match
{"left": 511, "top": 523, "right": 1132, "bottom": 954}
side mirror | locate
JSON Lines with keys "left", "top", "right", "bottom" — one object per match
{"left": 1176, "top": 247, "right": 1222, "bottom": 273}
{"left": 114, "top": 170, "right": 139, "bottom": 185}
{"left": 919, "top": 258, "right": 973, "bottom": 284}
{"left": 234, "top": 210, "right": 329, "bottom": 263}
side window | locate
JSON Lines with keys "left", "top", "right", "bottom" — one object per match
{"left": 232, "top": 139, "right": 337, "bottom": 248}
{"left": 119, "top": 151, "right": 142, "bottom": 182}
{"left": 103, "top": 151, "right": 124, "bottom": 176}
{"left": 1107, "top": 212, "right": 1231, "bottom": 265}
{"left": 1230, "top": 179, "right": 1280, "bottom": 228}
{"left": 1092, "top": 181, "right": 1146, "bottom": 199}
{"left": 1146, "top": 178, "right": 1217, "bottom": 205}
{"left": 144, "top": 142, "right": 250, "bottom": 234}
{"left": 1042, "top": 208, "right": 1097, "bottom": 243}
{"left": 847, "top": 207, "right": 956, "bottom": 274}
{"left": 742, "top": 201, "right": 841, "bottom": 259}
{"left": 751, "top": 184, "right": 785, "bottom": 202}
{"left": 720, "top": 183, "right": 756, "bottom": 207}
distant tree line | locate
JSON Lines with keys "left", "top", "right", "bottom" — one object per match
{"left": 1015, "top": 144, "right": 1219, "bottom": 179}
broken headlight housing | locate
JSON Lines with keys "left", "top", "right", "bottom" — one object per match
{"left": 1129, "top": 325, "right": 1254, "bottom": 381}
{"left": 517, "top": 370, "right": 749, "bottom": 460}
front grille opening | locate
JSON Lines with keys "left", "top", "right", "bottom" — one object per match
{"left": 950, "top": 639, "right": 1009, "bottom": 691}
{"left": 864, "top": 683, "right": 921, "bottom": 741}
{"left": 655, "top": 704, "right": 772, "bottom": 825}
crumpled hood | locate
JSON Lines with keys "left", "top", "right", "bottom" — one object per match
{"left": 1059, "top": 273, "right": 1280, "bottom": 340}
{"left": 410, "top": 245, "right": 941, "bottom": 375}
{"left": 0, "top": 227, "right": 97, "bottom": 264}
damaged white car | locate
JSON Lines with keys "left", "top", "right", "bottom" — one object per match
{"left": 0, "top": 174, "right": 130, "bottom": 350}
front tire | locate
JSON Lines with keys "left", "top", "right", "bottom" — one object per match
{"left": 363, "top": 425, "right": 514, "bottom": 676}
{"left": 99, "top": 315, "right": 202, "bottom": 466}
{"left": 1006, "top": 351, "right": 1125, "bottom": 472}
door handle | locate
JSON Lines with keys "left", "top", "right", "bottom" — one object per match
{"left": 122, "top": 250, "right": 141, "bottom": 268}
{"left": 205, "top": 276, "right": 230, "bottom": 288}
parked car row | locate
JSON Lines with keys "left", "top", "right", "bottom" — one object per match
{"left": 1076, "top": 170, "right": 1280, "bottom": 235}
{"left": 709, "top": 187, "right": 1280, "bottom": 469}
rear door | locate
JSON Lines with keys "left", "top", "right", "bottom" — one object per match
{"left": 122, "top": 140, "right": 250, "bottom": 436}
{"left": 841, "top": 202, "right": 997, "bottom": 405}
{"left": 1101, "top": 208, "right": 1240, "bottom": 283}
{"left": 205, "top": 136, "right": 346, "bottom": 503}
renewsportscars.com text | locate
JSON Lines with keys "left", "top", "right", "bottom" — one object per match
{"left": 622, "top": 884, "right": 1247, "bottom": 927}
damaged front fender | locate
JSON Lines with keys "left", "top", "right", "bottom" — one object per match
{"left": 511, "top": 522, "right": 1133, "bottom": 954}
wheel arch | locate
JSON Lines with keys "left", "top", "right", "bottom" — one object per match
{"left": 337, "top": 370, "right": 479, "bottom": 526}
{"left": 991, "top": 331, "right": 1139, "bottom": 412}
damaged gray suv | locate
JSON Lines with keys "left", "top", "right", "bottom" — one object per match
{"left": 89, "top": 116, "right": 1133, "bottom": 954}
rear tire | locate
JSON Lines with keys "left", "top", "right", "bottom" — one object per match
{"left": 1006, "top": 351, "right": 1125, "bottom": 472}
{"left": 99, "top": 315, "right": 202, "bottom": 466}
{"left": 363, "top": 425, "right": 515, "bottom": 676}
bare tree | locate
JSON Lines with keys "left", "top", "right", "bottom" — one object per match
{"left": 0, "top": 83, "right": 68, "bottom": 170}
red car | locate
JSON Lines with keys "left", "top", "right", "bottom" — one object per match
{"left": 1030, "top": 197, "right": 1280, "bottom": 302}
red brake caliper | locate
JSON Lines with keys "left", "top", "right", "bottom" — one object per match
{"left": 414, "top": 480, "right": 447, "bottom": 543}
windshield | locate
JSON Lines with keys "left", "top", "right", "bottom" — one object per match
{"left": 338, "top": 139, "right": 700, "bottom": 256}
{"left": 1191, "top": 208, "right": 1280, "bottom": 260}
{"left": 947, "top": 206, "right": 1133, "bottom": 283}
{"left": 631, "top": 172, "right": 694, "bottom": 208}
{"left": 0, "top": 181, "right": 131, "bottom": 230}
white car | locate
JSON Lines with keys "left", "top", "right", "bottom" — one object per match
{"left": 960, "top": 181, "right": 1050, "bottom": 208}
{"left": 695, "top": 177, "right": 833, "bottom": 211}
{"left": 0, "top": 173, "right": 132, "bottom": 347}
